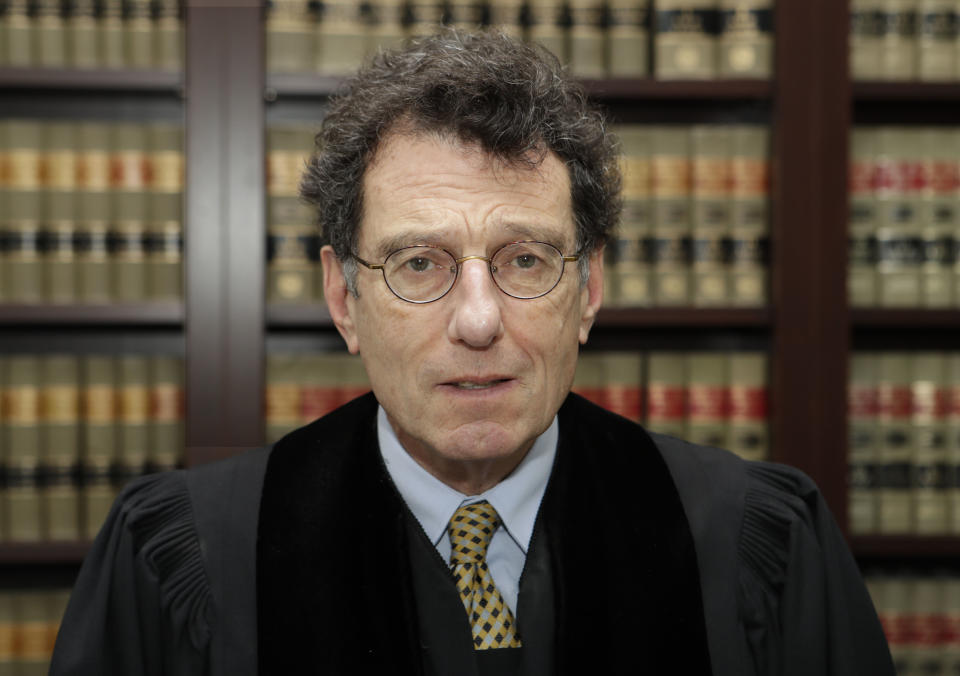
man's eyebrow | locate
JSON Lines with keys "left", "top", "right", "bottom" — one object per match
{"left": 372, "top": 229, "right": 454, "bottom": 260}
{"left": 501, "top": 222, "right": 571, "bottom": 248}
{"left": 368, "top": 222, "right": 572, "bottom": 260}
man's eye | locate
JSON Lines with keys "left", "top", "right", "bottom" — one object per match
{"left": 406, "top": 257, "right": 433, "bottom": 272}
{"left": 513, "top": 254, "right": 538, "bottom": 269}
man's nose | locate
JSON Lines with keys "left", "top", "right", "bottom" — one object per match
{"left": 447, "top": 258, "right": 504, "bottom": 348}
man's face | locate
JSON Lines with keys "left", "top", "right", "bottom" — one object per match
{"left": 322, "top": 133, "right": 602, "bottom": 491}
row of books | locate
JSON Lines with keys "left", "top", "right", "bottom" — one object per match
{"left": 0, "top": 0, "right": 182, "bottom": 71}
{"left": 849, "top": 126, "right": 960, "bottom": 308}
{"left": 0, "top": 119, "right": 184, "bottom": 304}
{"left": 265, "top": 352, "right": 370, "bottom": 443}
{"left": 606, "top": 124, "right": 768, "bottom": 307}
{"left": 850, "top": 0, "right": 960, "bottom": 82}
{"left": 0, "top": 588, "right": 70, "bottom": 675}
{"left": 848, "top": 352, "right": 960, "bottom": 536}
{"left": 866, "top": 572, "right": 960, "bottom": 674}
{"left": 573, "top": 350, "right": 768, "bottom": 461}
{"left": 267, "top": 0, "right": 773, "bottom": 81}
{"left": 0, "top": 353, "right": 184, "bottom": 543}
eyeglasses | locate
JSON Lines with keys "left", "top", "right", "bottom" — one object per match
{"left": 352, "top": 241, "right": 582, "bottom": 304}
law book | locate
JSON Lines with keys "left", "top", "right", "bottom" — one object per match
{"left": 572, "top": 352, "right": 608, "bottom": 411}
{"left": 685, "top": 352, "right": 727, "bottom": 449}
{"left": 602, "top": 352, "right": 644, "bottom": 422}
{"left": 80, "top": 355, "right": 118, "bottom": 539}
{"left": 338, "top": 354, "right": 370, "bottom": 407}
{"left": 848, "top": 353, "right": 879, "bottom": 534}
{"left": 68, "top": 0, "right": 101, "bottom": 68}
{"left": 265, "top": 0, "right": 314, "bottom": 73}
{"left": 110, "top": 123, "right": 149, "bottom": 302}
{"left": 645, "top": 352, "right": 687, "bottom": 439}
{"left": 945, "top": 577, "right": 960, "bottom": 669}
{"left": 3, "top": 120, "right": 43, "bottom": 304}
{"left": 911, "top": 576, "right": 947, "bottom": 674}
{"left": 610, "top": 124, "right": 652, "bottom": 307}
{"left": 911, "top": 352, "right": 950, "bottom": 534}
{"left": 718, "top": 0, "right": 773, "bottom": 79}
{"left": 726, "top": 352, "right": 767, "bottom": 461}
{"left": 654, "top": 0, "right": 718, "bottom": 80}
{"left": 299, "top": 354, "right": 344, "bottom": 423}
{"left": 917, "top": 0, "right": 957, "bottom": 80}
{"left": 948, "top": 353, "right": 960, "bottom": 535}
{"left": 526, "top": 0, "right": 568, "bottom": 64}
{"left": 149, "top": 355, "right": 183, "bottom": 472}
{"left": 365, "top": 0, "right": 406, "bottom": 56}
{"left": 145, "top": 123, "right": 183, "bottom": 301}
{"left": 2, "top": 0, "right": 33, "bottom": 67}
{"left": 919, "top": 127, "right": 957, "bottom": 307}
{"left": 727, "top": 125, "right": 768, "bottom": 306}
{"left": 315, "top": 0, "right": 368, "bottom": 76}
{"left": 41, "top": 122, "right": 79, "bottom": 305}
{"left": 446, "top": 0, "right": 486, "bottom": 29}
{"left": 649, "top": 126, "right": 691, "bottom": 306}
{"left": 3, "top": 356, "right": 43, "bottom": 542}
{"left": 265, "top": 354, "right": 303, "bottom": 444}
{"left": 34, "top": 0, "right": 67, "bottom": 68}
{"left": 0, "top": 590, "right": 12, "bottom": 670}
{"left": 876, "top": 352, "right": 914, "bottom": 534}
{"left": 850, "top": 0, "right": 885, "bottom": 80}
{"left": 11, "top": 591, "right": 49, "bottom": 676}
{"left": 874, "top": 574, "right": 914, "bottom": 673}
{"left": 849, "top": 127, "right": 879, "bottom": 307}
{"left": 405, "top": 0, "right": 445, "bottom": 37}
{"left": 488, "top": 0, "right": 526, "bottom": 40}
{"left": 153, "top": 0, "right": 184, "bottom": 71}
{"left": 568, "top": 0, "right": 606, "bottom": 78}
{"left": 875, "top": 127, "right": 923, "bottom": 306}
{"left": 117, "top": 355, "right": 150, "bottom": 487}
{"left": 266, "top": 125, "right": 319, "bottom": 304}
{"left": 100, "top": 0, "right": 126, "bottom": 68}
{"left": 880, "top": 0, "right": 919, "bottom": 80}
{"left": 0, "top": 355, "right": 5, "bottom": 540}
{"left": 0, "top": 122, "right": 6, "bottom": 304}
{"left": 40, "top": 355, "right": 81, "bottom": 541}
{"left": 76, "top": 122, "right": 113, "bottom": 304}
{"left": 690, "top": 125, "right": 731, "bottom": 306}
{"left": 124, "top": 0, "right": 154, "bottom": 68}
{"left": 607, "top": 0, "right": 649, "bottom": 77}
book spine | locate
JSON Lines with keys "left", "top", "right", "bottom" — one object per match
{"left": 850, "top": 0, "right": 886, "bottom": 80}
{"left": 41, "top": 355, "right": 81, "bottom": 541}
{"left": 877, "top": 352, "right": 914, "bottom": 534}
{"left": 875, "top": 127, "right": 923, "bottom": 306}
{"left": 5, "top": 121, "right": 44, "bottom": 304}
{"left": 339, "top": 354, "right": 371, "bottom": 405}
{"left": 571, "top": 352, "right": 609, "bottom": 410}
{"left": 727, "top": 125, "right": 769, "bottom": 306}
{"left": 880, "top": 0, "right": 919, "bottom": 80}
{"left": 4, "top": 356, "right": 43, "bottom": 542}
{"left": 690, "top": 125, "right": 731, "bottom": 306}
{"left": 602, "top": 352, "right": 644, "bottom": 422}
{"left": 849, "top": 353, "right": 880, "bottom": 534}
{"left": 446, "top": 0, "right": 485, "bottom": 29}
{"left": 654, "top": 0, "right": 718, "bottom": 80}
{"left": 849, "top": 127, "right": 880, "bottom": 306}
{"left": 76, "top": 122, "right": 113, "bottom": 303}
{"left": 948, "top": 353, "right": 960, "bottom": 535}
{"left": 945, "top": 578, "right": 960, "bottom": 668}
{"left": 649, "top": 126, "right": 692, "bottom": 306}
{"left": 911, "top": 352, "right": 950, "bottom": 534}
{"left": 917, "top": 0, "right": 957, "bottom": 80}
{"left": 266, "top": 0, "right": 315, "bottom": 73}
{"left": 726, "top": 352, "right": 767, "bottom": 461}
{"left": 34, "top": 0, "right": 66, "bottom": 67}
{"left": 0, "top": 589, "right": 12, "bottom": 669}
{"left": 12, "top": 591, "right": 51, "bottom": 674}
{"left": 644, "top": 352, "right": 687, "bottom": 439}
{"left": 42, "top": 122, "right": 79, "bottom": 305}
{"left": 117, "top": 355, "right": 149, "bottom": 487}
{"left": 610, "top": 125, "right": 652, "bottom": 307}
{"left": 488, "top": 0, "right": 526, "bottom": 40}
{"left": 80, "top": 355, "right": 118, "bottom": 539}
{"left": 299, "top": 354, "right": 343, "bottom": 423}
{"left": 685, "top": 352, "right": 728, "bottom": 448}
{"left": 153, "top": 0, "right": 184, "bottom": 72}
{"left": 149, "top": 355, "right": 183, "bottom": 472}
{"left": 912, "top": 577, "right": 947, "bottom": 674}
{"left": 405, "top": 0, "right": 445, "bottom": 36}
{"left": 315, "top": 0, "right": 368, "bottom": 76}
{"left": 0, "top": 121, "right": 6, "bottom": 303}
{"left": 68, "top": 0, "right": 101, "bottom": 68}
{"left": 0, "top": 355, "right": 5, "bottom": 541}
{"left": 124, "top": 0, "right": 154, "bottom": 68}
{"left": 3, "top": 0, "right": 33, "bottom": 66}
{"left": 100, "top": 0, "right": 127, "bottom": 68}
{"left": 526, "top": 0, "right": 568, "bottom": 64}
{"left": 110, "top": 123, "right": 149, "bottom": 302}
{"left": 718, "top": 0, "right": 773, "bottom": 79}
{"left": 145, "top": 123, "right": 183, "bottom": 301}
{"left": 568, "top": 0, "right": 606, "bottom": 78}
{"left": 607, "top": 0, "right": 650, "bottom": 77}
{"left": 879, "top": 574, "right": 914, "bottom": 673}
{"left": 920, "top": 127, "right": 958, "bottom": 307}
{"left": 265, "top": 354, "right": 303, "bottom": 444}
{"left": 365, "top": 0, "right": 406, "bottom": 55}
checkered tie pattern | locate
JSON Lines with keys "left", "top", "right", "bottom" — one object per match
{"left": 447, "top": 501, "right": 522, "bottom": 650}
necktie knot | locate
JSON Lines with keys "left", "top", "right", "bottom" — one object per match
{"left": 448, "top": 501, "right": 501, "bottom": 566}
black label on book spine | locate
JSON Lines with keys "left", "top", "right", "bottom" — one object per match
{"left": 912, "top": 463, "right": 950, "bottom": 489}
{"left": 728, "top": 236, "right": 769, "bottom": 265}
{"left": 266, "top": 232, "right": 321, "bottom": 262}
{"left": 877, "top": 236, "right": 924, "bottom": 266}
{"left": 851, "top": 10, "right": 886, "bottom": 37}
{"left": 656, "top": 9, "right": 720, "bottom": 36}
{"left": 719, "top": 8, "right": 773, "bottom": 34}
{"left": 921, "top": 234, "right": 956, "bottom": 266}
{"left": 849, "top": 234, "right": 879, "bottom": 265}
{"left": 689, "top": 236, "right": 725, "bottom": 264}
{"left": 5, "top": 229, "right": 41, "bottom": 255}
{"left": 143, "top": 230, "right": 183, "bottom": 256}
{"left": 849, "top": 461, "right": 878, "bottom": 490}
{"left": 877, "top": 461, "right": 911, "bottom": 489}
{"left": 608, "top": 3, "right": 651, "bottom": 30}
{"left": 75, "top": 229, "right": 110, "bottom": 256}
{"left": 108, "top": 230, "right": 146, "bottom": 255}
{"left": 883, "top": 10, "right": 917, "bottom": 38}
{"left": 648, "top": 235, "right": 690, "bottom": 265}
{"left": 919, "top": 11, "right": 958, "bottom": 39}
{"left": 42, "top": 228, "right": 77, "bottom": 256}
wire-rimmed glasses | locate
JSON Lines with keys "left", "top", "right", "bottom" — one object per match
{"left": 352, "top": 241, "right": 581, "bottom": 304}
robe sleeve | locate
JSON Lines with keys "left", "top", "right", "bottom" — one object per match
{"left": 738, "top": 462, "right": 895, "bottom": 676}
{"left": 50, "top": 470, "right": 212, "bottom": 676}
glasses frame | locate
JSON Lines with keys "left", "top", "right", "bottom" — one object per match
{"left": 352, "top": 240, "right": 582, "bottom": 304}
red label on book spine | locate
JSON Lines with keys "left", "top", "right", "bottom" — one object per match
{"left": 729, "top": 386, "right": 767, "bottom": 420}
{"left": 647, "top": 385, "right": 685, "bottom": 421}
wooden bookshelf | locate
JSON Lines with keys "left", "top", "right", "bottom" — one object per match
{"left": 0, "top": 543, "right": 90, "bottom": 565}
{"left": 0, "top": 67, "right": 181, "bottom": 93}
{"left": 0, "top": 303, "right": 185, "bottom": 327}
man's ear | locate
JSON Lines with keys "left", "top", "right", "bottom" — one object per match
{"left": 578, "top": 247, "right": 604, "bottom": 345}
{"left": 321, "top": 245, "right": 360, "bottom": 354}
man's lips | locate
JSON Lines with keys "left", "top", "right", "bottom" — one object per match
{"left": 439, "top": 377, "right": 514, "bottom": 390}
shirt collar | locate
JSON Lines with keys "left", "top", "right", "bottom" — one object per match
{"left": 377, "top": 406, "right": 558, "bottom": 553}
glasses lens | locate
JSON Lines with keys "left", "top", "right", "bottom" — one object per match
{"left": 491, "top": 242, "right": 564, "bottom": 299}
{"left": 383, "top": 246, "right": 457, "bottom": 302}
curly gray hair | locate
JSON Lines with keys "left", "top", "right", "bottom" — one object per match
{"left": 300, "top": 28, "right": 622, "bottom": 294}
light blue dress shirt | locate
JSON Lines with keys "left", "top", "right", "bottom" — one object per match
{"left": 377, "top": 406, "right": 557, "bottom": 618}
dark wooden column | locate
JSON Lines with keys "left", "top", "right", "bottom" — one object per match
{"left": 770, "top": 0, "right": 852, "bottom": 528}
{"left": 185, "top": 1, "right": 266, "bottom": 465}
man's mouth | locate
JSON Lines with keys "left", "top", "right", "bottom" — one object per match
{"left": 451, "top": 379, "right": 510, "bottom": 390}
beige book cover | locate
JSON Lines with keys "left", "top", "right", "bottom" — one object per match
{"left": 726, "top": 352, "right": 767, "bottom": 461}
{"left": 727, "top": 125, "right": 768, "bottom": 306}
{"left": 266, "top": 354, "right": 304, "bottom": 443}
{"left": 99, "top": 0, "right": 126, "bottom": 68}
{"left": 917, "top": 0, "right": 956, "bottom": 80}
{"left": 146, "top": 123, "right": 184, "bottom": 301}
{"left": 718, "top": 0, "right": 773, "bottom": 79}
{"left": 911, "top": 352, "right": 949, "bottom": 534}
{"left": 849, "top": 127, "right": 879, "bottom": 306}
{"left": 919, "top": 127, "right": 957, "bottom": 307}
{"left": 488, "top": 0, "right": 526, "bottom": 39}
{"left": 848, "top": 353, "right": 879, "bottom": 534}
{"left": 110, "top": 123, "right": 149, "bottom": 302}
{"left": 41, "top": 355, "right": 81, "bottom": 541}
{"left": 149, "top": 355, "right": 184, "bottom": 471}
{"left": 572, "top": 352, "right": 608, "bottom": 411}
{"left": 880, "top": 0, "right": 919, "bottom": 80}
{"left": 365, "top": 0, "right": 406, "bottom": 56}
{"left": 690, "top": 125, "right": 731, "bottom": 306}
{"left": 68, "top": 0, "right": 100, "bottom": 68}
{"left": 654, "top": 0, "right": 718, "bottom": 80}
{"left": 603, "top": 352, "right": 644, "bottom": 422}
{"left": 34, "top": 0, "right": 66, "bottom": 67}
{"left": 645, "top": 352, "right": 687, "bottom": 439}
{"left": 339, "top": 353, "right": 371, "bottom": 405}
{"left": 42, "top": 122, "right": 79, "bottom": 305}
{"left": 446, "top": 0, "right": 485, "bottom": 29}
{"left": 299, "top": 354, "right": 342, "bottom": 423}
{"left": 117, "top": 355, "right": 150, "bottom": 485}
{"left": 876, "top": 352, "right": 914, "bottom": 534}
{"left": 0, "top": 590, "right": 13, "bottom": 667}
{"left": 947, "top": 354, "right": 960, "bottom": 535}
{"left": 649, "top": 126, "right": 691, "bottom": 306}
{"left": 316, "top": 0, "right": 368, "bottom": 76}
{"left": 568, "top": 0, "right": 606, "bottom": 78}
{"left": 850, "top": 0, "right": 885, "bottom": 80}
{"left": 2, "top": 0, "right": 33, "bottom": 66}
{"left": 80, "top": 356, "right": 118, "bottom": 538}
{"left": 405, "top": 0, "right": 445, "bottom": 37}
{"left": 610, "top": 125, "right": 652, "bottom": 306}
{"left": 4, "top": 120, "right": 43, "bottom": 304}
{"left": 607, "top": 0, "right": 649, "bottom": 77}
{"left": 4, "top": 356, "right": 42, "bottom": 542}
{"left": 527, "top": 0, "right": 568, "bottom": 63}
{"left": 266, "top": 0, "right": 315, "bottom": 73}
{"left": 11, "top": 591, "right": 49, "bottom": 674}
{"left": 76, "top": 122, "right": 113, "bottom": 304}
{"left": 124, "top": 0, "right": 154, "bottom": 68}
{"left": 685, "top": 352, "right": 728, "bottom": 449}
{"left": 154, "top": 0, "right": 184, "bottom": 72}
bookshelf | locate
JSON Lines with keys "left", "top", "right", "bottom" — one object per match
{"left": 1, "top": 0, "right": 955, "bottom": 570}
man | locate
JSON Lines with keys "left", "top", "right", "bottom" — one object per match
{"left": 52, "top": 29, "right": 894, "bottom": 676}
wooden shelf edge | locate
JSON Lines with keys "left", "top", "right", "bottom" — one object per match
{"left": 851, "top": 535, "right": 960, "bottom": 558}
{"left": 853, "top": 81, "right": 960, "bottom": 101}
{"left": 851, "top": 308, "right": 960, "bottom": 328}
{"left": 0, "top": 541, "right": 90, "bottom": 565}
{"left": 0, "top": 66, "right": 182, "bottom": 92}
{"left": 0, "top": 302, "right": 185, "bottom": 326}
{"left": 266, "top": 303, "right": 333, "bottom": 327}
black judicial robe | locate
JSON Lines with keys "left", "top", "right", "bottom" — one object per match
{"left": 50, "top": 393, "right": 894, "bottom": 676}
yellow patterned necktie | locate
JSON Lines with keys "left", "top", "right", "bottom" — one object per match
{"left": 447, "top": 501, "right": 523, "bottom": 650}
